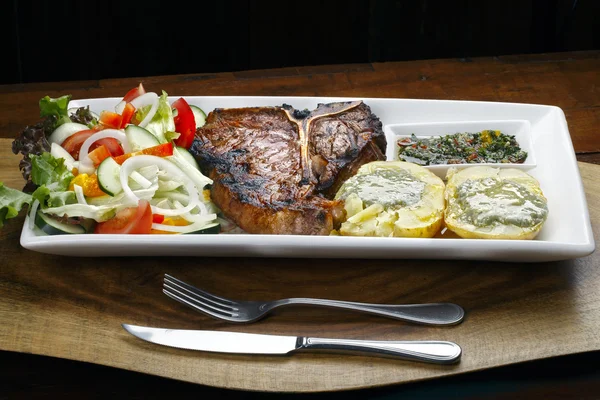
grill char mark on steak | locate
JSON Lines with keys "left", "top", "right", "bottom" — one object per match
{"left": 306, "top": 102, "right": 387, "bottom": 197}
{"left": 191, "top": 101, "right": 386, "bottom": 235}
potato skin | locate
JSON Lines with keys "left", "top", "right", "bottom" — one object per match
{"left": 443, "top": 218, "right": 543, "bottom": 240}
{"left": 444, "top": 166, "right": 548, "bottom": 240}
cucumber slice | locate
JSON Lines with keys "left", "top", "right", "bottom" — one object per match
{"left": 190, "top": 105, "right": 207, "bottom": 128}
{"left": 175, "top": 146, "right": 200, "bottom": 170}
{"left": 79, "top": 218, "right": 97, "bottom": 233}
{"left": 97, "top": 157, "right": 123, "bottom": 196}
{"left": 188, "top": 222, "right": 220, "bottom": 234}
{"left": 125, "top": 125, "right": 160, "bottom": 151}
{"left": 35, "top": 211, "right": 86, "bottom": 235}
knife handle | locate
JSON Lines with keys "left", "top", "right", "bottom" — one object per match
{"left": 297, "top": 337, "right": 461, "bottom": 364}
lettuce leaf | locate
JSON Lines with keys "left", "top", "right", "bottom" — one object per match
{"left": 39, "top": 95, "right": 71, "bottom": 127}
{"left": 12, "top": 122, "right": 53, "bottom": 192}
{"left": 42, "top": 203, "right": 117, "bottom": 222}
{"left": 134, "top": 105, "right": 151, "bottom": 123}
{"left": 30, "top": 152, "right": 74, "bottom": 191}
{"left": 32, "top": 186, "right": 76, "bottom": 209}
{"left": 47, "top": 191, "right": 77, "bottom": 208}
{"left": 87, "top": 186, "right": 157, "bottom": 207}
{"left": 69, "top": 106, "right": 98, "bottom": 128}
{"left": 141, "top": 91, "right": 175, "bottom": 143}
{"left": 31, "top": 185, "right": 51, "bottom": 205}
{"left": 164, "top": 131, "right": 180, "bottom": 142}
{"left": 157, "top": 179, "right": 184, "bottom": 192}
{"left": 27, "top": 153, "right": 75, "bottom": 211}
{"left": 12, "top": 94, "right": 75, "bottom": 192}
{"left": 168, "top": 146, "right": 212, "bottom": 190}
{"left": 0, "top": 182, "right": 32, "bottom": 228}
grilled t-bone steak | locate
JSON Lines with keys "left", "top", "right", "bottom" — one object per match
{"left": 190, "top": 101, "right": 386, "bottom": 235}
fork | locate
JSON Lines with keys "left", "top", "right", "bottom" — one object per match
{"left": 163, "top": 274, "right": 465, "bottom": 325}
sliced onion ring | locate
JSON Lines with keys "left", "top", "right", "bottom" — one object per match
{"left": 172, "top": 200, "right": 211, "bottom": 223}
{"left": 151, "top": 219, "right": 217, "bottom": 234}
{"left": 115, "top": 100, "right": 126, "bottom": 114}
{"left": 130, "top": 92, "right": 159, "bottom": 128}
{"left": 130, "top": 171, "right": 153, "bottom": 189}
{"left": 119, "top": 155, "right": 201, "bottom": 217}
{"left": 29, "top": 200, "right": 40, "bottom": 230}
{"left": 74, "top": 184, "right": 88, "bottom": 205}
{"left": 78, "top": 129, "right": 131, "bottom": 174}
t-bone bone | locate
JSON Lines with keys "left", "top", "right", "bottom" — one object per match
{"left": 190, "top": 101, "right": 386, "bottom": 235}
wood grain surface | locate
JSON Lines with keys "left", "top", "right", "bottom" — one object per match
{"left": 0, "top": 51, "right": 599, "bottom": 393}
{"left": 0, "top": 147, "right": 598, "bottom": 392}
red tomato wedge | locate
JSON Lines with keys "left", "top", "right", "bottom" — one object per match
{"left": 113, "top": 142, "right": 174, "bottom": 165}
{"left": 172, "top": 97, "right": 196, "bottom": 149}
{"left": 99, "top": 111, "right": 123, "bottom": 129}
{"left": 87, "top": 145, "right": 111, "bottom": 166}
{"left": 61, "top": 130, "right": 125, "bottom": 160}
{"left": 95, "top": 200, "right": 153, "bottom": 234}
{"left": 120, "top": 102, "right": 136, "bottom": 128}
{"left": 123, "top": 83, "right": 146, "bottom": 103}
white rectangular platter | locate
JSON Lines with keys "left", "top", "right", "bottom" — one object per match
{"left": 20, "top": 96, "right": 595, "bottom": 262}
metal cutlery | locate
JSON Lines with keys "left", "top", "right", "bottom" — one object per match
{"left": 163, "top": 274, "right": 465, "bottom": 325}
{"left": 122, "top": 324, "right": 462, "bottom": 364}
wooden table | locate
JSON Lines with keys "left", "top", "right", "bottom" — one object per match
{"left": 1, "top": 51, "right": 599, "bottom": 397}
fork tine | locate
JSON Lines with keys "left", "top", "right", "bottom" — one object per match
{"left": 164, "top": 274, "right": 237, "bottom": 306}
{"left": 162, "top": 289, "right": 238, "bottom": 319}
{"left": 163, "top": 280, "right": 239, "bottom": 316}
{"left": 163, "top": 278, "right": 236, "bottom": 311}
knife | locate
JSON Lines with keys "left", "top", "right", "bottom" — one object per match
{"left": 122, "top": 324, "right": 461, "bottom": 364}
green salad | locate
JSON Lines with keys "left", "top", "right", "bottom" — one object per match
{"left": 1, "top": 83, "right": 221, "bottom": 236}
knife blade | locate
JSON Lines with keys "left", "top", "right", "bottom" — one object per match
{"left": 122, "top": 324, "right": 461, "bottom": 364}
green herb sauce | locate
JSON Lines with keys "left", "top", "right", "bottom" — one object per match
{"left": 397, "top": 130, "right": 527, "bottom": 165}
{"left": 454, "top": 177, "right": 548, "bottom": 228}
{"left": 337, "top": 168, "right": 425, "bottom": 207}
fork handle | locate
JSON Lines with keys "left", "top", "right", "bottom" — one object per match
{"left": 267, "top": 299, "right": 465, "bottom": 325}
{"left": 297, "top": 337, "right": 462, "bottom": 364}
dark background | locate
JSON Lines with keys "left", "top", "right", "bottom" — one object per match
{"left": 1, "top": 0, "right": 598, "bottom": 85}
{"left": 2, "top": 1, "right": 600, "bottom": 398}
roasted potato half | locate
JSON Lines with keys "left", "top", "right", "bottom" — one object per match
{"left": 444, "top": 166, "right": 548, "bottom": 240}
{"left": 334, "top": 161, "right": 445, "bottom": 238}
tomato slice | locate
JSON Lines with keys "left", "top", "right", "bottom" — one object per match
{"left": 98, "top": 137, "right": 124, "bottom": 157}
{"left": 87, "top": 145, "right": 111, "bottom": 166}
{"left": 120, "top": 102, "right": 136, "bottom": 128}
{"left": 99, "top": 111, "right": 123, "bottom": 129}
{"left": 123, "top": 83, "right": 146, "bottom": 103}
{"left": 172, "top": 98, "right": 196, "bottom": 149}
{"left": 61, "top": 130, "right": 125, "bottom": 160}
{"left": 113, "top": 142, "right": 174, "bottom": 165}
{"left": 94, "top": 200, "right": 153, "bottom": 234}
